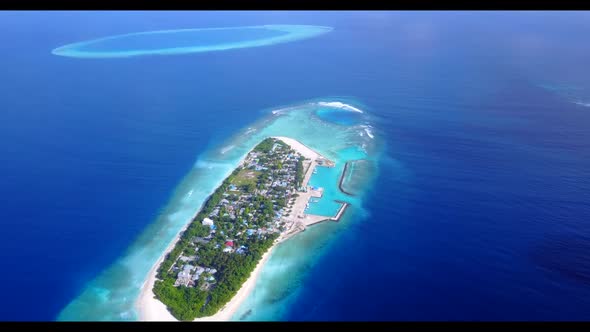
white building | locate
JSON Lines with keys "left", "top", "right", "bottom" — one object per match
{"left": 202, "top": 217, "right": 214, "bottom": 226}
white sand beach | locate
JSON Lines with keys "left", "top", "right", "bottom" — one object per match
{"left": 136, "top": 136, "right": 327, "bottom": 322}
{"left": 272, "top": 136, "right": 319, "bottom": 160}
{"left": 136, "top": 222, "right": 188, "bottom": 321}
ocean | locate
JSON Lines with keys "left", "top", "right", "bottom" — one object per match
{"left": 1, "top": 11, "right": 590, "bottom": 321}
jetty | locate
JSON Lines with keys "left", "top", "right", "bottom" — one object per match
{"left": 330, "top": 201, "right": 350, "bottom": 221}
{"left": 272, "top": 136, "right": 351, "bottom": 231}
{"left": 338, "top": 161, "right": 356, "bottom": 196}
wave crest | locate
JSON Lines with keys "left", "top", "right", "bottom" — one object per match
{"left": 316, "top": 101, "right": 364, "bottom": 113}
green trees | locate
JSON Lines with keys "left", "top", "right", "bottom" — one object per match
{"left": 243, "top": 182, "right": 256, "bottom": 193}
{"left": 151, "top": 137, "right": 288, "bottom": 321}
{"left": 253, "top": 137, "right": 275, "bottom": 153}
{"left": 153, "top": 278, "right": 208, "bottom": 321}
{"left": 184, "top": 222, "right": 210, "bottom": 240}
{"left": 295, "top": 159, "right": 304, "bottom": 187}
{"left": 154, "top": 232, "right": 278, "bottom": 320}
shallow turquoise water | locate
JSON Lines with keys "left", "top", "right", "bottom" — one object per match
{"left": 305, "top": 145, "right": 368, "bottom": 217}
{"left": 307, "top": 165, "right": 344, "bottom": 217}
{"left": 316, "top": 107, "right": 363, "bottom": 126}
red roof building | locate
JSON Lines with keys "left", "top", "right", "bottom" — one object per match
{"left": 225, "top": 241, "right": 234, "bottom": 247}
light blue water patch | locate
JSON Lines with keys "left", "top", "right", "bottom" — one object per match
{"left": 305, "top": 145, "right": 367, "bottom": 216}
{"left": 307, "top": 166, "right": 343, "bottom": 217}
{"left": 306, "top": 198, "right": 342, "bottom": 217}
{"left": 52, "top": 25, "right": 333, "bottom": 58}
{"left": 338, "top": 146, "right": 368, "bottom": 161}
{"left": 79, "top": 28, "right": 288, "bottom": 52}
{"left": 316, "top": 107, "right": 363, "bottom": 126}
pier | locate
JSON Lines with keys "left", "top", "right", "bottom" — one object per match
{"left": 275, "top": 137, "right": 351, "bottom": 233}
{"left": 330, "top": 201, "right": 350, "bottom": 221}
{"left": 298, "top": 200, "right": 349, "bottom": 228}
{"left": 338, "top": 161, "right": 356, "bottom": 196}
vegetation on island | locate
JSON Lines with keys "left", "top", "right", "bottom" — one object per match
{"left": 152, "top": 137, "right": 302, "bottom": 320}
{"left": 296, "top": 158, "right": 304, "bottom": 188}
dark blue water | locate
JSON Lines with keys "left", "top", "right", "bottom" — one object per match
{"left": 1, "top": 11, "right": 590, "bottom": 321}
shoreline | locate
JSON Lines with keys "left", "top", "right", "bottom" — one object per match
{"left": 136, "top": 136, "right": 326, "bottom": 322}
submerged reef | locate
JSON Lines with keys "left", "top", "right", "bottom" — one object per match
{"left": 52, "top": 25, "right": 333, "bottom": 58}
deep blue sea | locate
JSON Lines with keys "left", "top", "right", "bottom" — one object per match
{"left": 1, "top": 11, "right": 590, "bottom": 321}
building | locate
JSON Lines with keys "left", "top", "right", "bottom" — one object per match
{"left": 175, "top": 264, "right": 195, "bottom": 287}
{"left": 202, "top": 217, "right": 214, "bottom": 227}
{"left": 236, "top": 245, "right": 248, "bottom": 254}
{"left": 179, "top": 255, "right": 196, "bottom": 262}
{"left": 192, "top": 266, "right": 206, "bottom": 281}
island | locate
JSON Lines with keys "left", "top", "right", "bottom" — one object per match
{"left": 138, "top": 136, "right": 348, "bottom": 321}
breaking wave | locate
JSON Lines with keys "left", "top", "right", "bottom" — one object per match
{"left": 316, "top": 101, "right": 364, "bottom": 113}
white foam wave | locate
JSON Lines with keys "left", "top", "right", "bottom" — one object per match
{"left": 358, "top": 125, "right": 374, "bottom": 139}
{"left": 220, "top": 145, "right": 235, "bottom": 154}
{"left": 316, "top": 101, "right": 364, "bottom": 113}
{"left": 574, "top": 101, "right": 590, "bottom": 107}
{"left": 271, "top": 106, "right": 297, "bottom": 115}
{"left": 360, "top": 144, "right": 368, "bottom": 154}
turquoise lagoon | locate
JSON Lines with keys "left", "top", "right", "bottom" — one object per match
{"left": 316, "top": 107, "right": 363, "bottom": 126}
{"left": 306, "top": 165, "right": 345, "bottom": 218}
{"left": 305, "top": 145, "right": 368, "bottom": 217}
{"left": 57, "top": 99, "right": 381, "bottom": 321}
{"left": 52, "top": 25, "right": 333, "bottom": 58}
